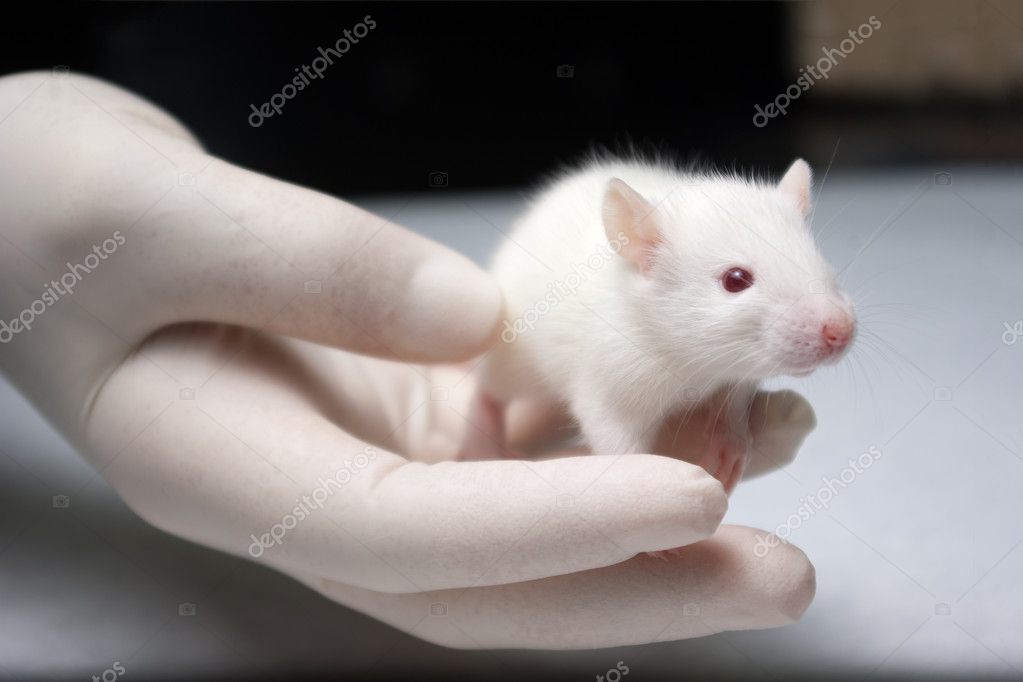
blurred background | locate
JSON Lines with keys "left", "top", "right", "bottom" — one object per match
{"left": 1, "top": 1, "right": 1022, "bottom": 680}
{"left": 3, "top": 0, "right": 1022, "bottom": 193}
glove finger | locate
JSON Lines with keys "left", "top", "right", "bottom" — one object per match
{"left": 157, "top": 157, "right": 503, "bottom": 362}
{"left": 295, "top": 524, "right": 816, "bottom": 649}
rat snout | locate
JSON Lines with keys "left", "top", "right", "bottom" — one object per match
{"left": 821, "top": 315, "right": 855, "bottom": 357}
{"left": 770, "top": 298, "right": 856, "bottom": 376}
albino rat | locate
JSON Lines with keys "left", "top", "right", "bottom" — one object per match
{"left": 459, "top": 157, "right": 855, "bottom": 492}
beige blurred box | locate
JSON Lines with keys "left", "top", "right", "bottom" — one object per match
{"left": 791, "top": 0, "right": 1023, "bottom": 97}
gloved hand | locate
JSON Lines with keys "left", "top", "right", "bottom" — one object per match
{"left": 0, "top": 71, "right": 816, "bottom": 649}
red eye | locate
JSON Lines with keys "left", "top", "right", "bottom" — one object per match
{"left": 722, "top": 267, "right": 754, "bottom": 292}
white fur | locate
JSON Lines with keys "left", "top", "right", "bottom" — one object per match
{"left": 480, "top": 158, "right": 854, "bottom": 455}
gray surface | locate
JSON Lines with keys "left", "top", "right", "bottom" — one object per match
{"left": 2, "top": 167, "right": 1022, "bottom": 679}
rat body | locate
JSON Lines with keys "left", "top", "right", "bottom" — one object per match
{"left": 460, "top": 158, "right": 855, "bottom": 491}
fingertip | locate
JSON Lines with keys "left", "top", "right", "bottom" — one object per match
{"left": 779, "top": 552, "right": 817, "bottom": 623}
{"left": 716, "top": 525, "right": 817, "bottom": 626}
{"left": 580, "top": 455, "right": 728, "bottom": 554}
{"left": 400, "top": 254, "right": 504, "bottom": 361}
{"left": 699, "top": 473, "right": 729, "bottom": 527}
{"left": 754, "top": 533, "right": 816, "bottom": 624}
{"left": 752, "top": 389, "right": 817, "bottom": 435}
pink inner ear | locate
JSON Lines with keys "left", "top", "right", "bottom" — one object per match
{"left": 616, "top": 225, "right": 659, "bottom": 276}
{"left": 635, "top": 237, "right": 658, "bottom": 275}
{"left": 787, "top": 186, "right": 810, "bottom": 217}
{"left": 603, "top": 177, "right": 664, "bottom": 274}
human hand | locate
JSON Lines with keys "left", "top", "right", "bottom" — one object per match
{"left": 0, "top": 71, "right": 815, "bottom": 649}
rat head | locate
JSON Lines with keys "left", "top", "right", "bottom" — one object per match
{"left": 602, "top": 159, "right": 855, "bottom": 382}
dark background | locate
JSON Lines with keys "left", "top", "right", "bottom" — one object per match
{"left": 4, "top": 1, "right": 1019, "bottom": 198}
{"left": 1, "top": 2, "right": 786, "bottom": 193}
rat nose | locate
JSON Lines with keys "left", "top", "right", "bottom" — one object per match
{"left": 822, "top": 318, "right": 854, "bottom": 352}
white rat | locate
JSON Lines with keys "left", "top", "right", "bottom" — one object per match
{"left": 459, "top": 157, "right": 855, "bottom": 492}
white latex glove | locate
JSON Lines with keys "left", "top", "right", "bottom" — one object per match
{"left": 0, "top": 71, "right": 817, "bottom": 649}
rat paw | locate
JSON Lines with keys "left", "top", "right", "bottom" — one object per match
{"left": 456, "top": 391, "right": 510, "bottom": 461}
{"left": 698, "top": 430, "right": 750, "bottom": 494}
{"left": 497, "top": 448, "right": 528, "bottom": 460}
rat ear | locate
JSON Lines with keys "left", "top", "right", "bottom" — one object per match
{"left": 778, "top": 158, "right": 813, "bottom": 218}
{"left": 602, "top": 177, "right": 662, "bottom": 273}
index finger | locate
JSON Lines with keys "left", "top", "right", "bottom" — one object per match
{"left": 148, "top": 157, "right": 504, "bottom": 362}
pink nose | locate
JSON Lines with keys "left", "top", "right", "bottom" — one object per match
{"left": 822, "top": 318, "right": 854, "bottom": 352}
